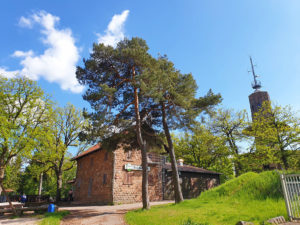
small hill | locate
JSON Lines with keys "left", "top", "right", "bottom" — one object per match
{"left": 200, "top": 171, "right": 282, "bottom": 200}
{"left": 126, "top": 171, "right": 287, "bottom": 225}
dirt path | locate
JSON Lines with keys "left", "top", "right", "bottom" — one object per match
{"left": 60, "top": 201, "right": 173, "bottom": 225}
{"left": 0, "top": 216, "right": 42, "bottom": 225}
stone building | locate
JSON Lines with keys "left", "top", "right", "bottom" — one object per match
{"left": 72, "top": 144, "right": 220, "bottom": 204}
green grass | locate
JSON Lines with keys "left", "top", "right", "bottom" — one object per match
{"left": 126, "top": 171, "right": 287, "bottom": 225}
{"left": 39, "top": 211, "right": 70, "bottom": 225}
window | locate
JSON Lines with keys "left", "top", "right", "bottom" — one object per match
{"left": 125, "top": 150, "right": 132, "bottom": 161}
{"left": 88, "top": 178, "right": 93, "bottom": 197}
{"left": 90, "top": 158, "right": 94, "bottom": 167}
{"left": 104, "top": 151, "right": 109, "bottom": 161}
{"left": 103, "top": 174, "right": 107, "bottom": 185}
{"left": 123, "top": 172, "right": 133, "bottom": 185}
{"left": 148, "top": 174, "right": 155, "bottom": 186}
{"left": 77, "top": 179, "right": 81, "bottom": 188}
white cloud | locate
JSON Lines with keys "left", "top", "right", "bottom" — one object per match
{"left": 97, "top": 10, "right": 130, "bottom": 47}
{"left": 2, "top": 11, "right": 83, "bottom": 93}
{"left": 19, "top": 16, "right": 33, "bottom": 28}
{"left": 12, "top": 50, "right": 34, "bottom": 58}
{"left": 0, "top": 67, "right": 20, "bottom": 79}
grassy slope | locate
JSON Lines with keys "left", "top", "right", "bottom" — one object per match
{"left": 126, "top": 171, "right": 287, "bottom": 225}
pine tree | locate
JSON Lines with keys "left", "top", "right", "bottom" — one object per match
{"left": 76, "top": 38, "right": 155, "bottom": 209}
{"left": 140, "top": 57, "right": 222, "bottom": 202}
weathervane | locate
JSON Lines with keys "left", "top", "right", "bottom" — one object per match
{"left": 249, "top": 56, "right": 261, "bottom": 91}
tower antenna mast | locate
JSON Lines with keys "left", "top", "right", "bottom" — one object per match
{"left": 250, "top": 56, "right": 261, "bottom": 90}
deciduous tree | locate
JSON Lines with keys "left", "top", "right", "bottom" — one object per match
{"left": 0, "top": 76, "right": 52, "bottom": 213}
{"left": 246, "top": 103, "right": 300, "bottom": 169}
{"left": 33, "top": 103, "right": 85, "bottom": 201}
{"left": 210, "top": 109, "right": 248, "bottom": 176}
{"left": 173, "top": 126, "right": 233, "bottom": 181}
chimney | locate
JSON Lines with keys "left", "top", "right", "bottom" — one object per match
{"left": 178, "top": 159, "right": 184, "bottom": 166}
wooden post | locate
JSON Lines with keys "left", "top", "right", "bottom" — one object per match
{"left": 280, "top": 174, "right": 292, "bottom": 220}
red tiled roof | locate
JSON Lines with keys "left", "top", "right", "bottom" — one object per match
{"left": 164, "top": 163, "right": 221, "bottom": 175}
{"left": 72, "top": 144, "right": 101, "bottom": 160}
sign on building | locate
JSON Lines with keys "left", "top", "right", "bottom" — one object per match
{"left": 125, "top": 164, "right": 150, "bottom": 171}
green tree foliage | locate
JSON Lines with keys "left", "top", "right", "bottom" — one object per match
{"left": 20, "top": 164, "right": 75, "bottom": 199}
{"left": 245, "top": 103, "right": 300, "bottom": 170}
{"left": 33, "top": 103, "right": 85, "bottom": 201}
{"left": 173, "top": 126, "right": 233, "bottom": 182}
{"left": 21, "top": 164, "right": 55, "bottom": 196}
{"left": 0, "top": 76, "right": 52, "bottom": 202}
{"left": 210, "top": 109, "right": 248, "bottom": 176}
{"left": 3, "top": 156, "right": 23, "bottom": 192}
{"left": 76, "top": 38, "right": 158, "bottom": 209}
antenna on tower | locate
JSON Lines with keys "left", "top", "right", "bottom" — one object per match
{"left": 249, "top": 56, "right": 261, "bottom": 90}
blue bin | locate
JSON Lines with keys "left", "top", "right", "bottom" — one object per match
{"left": 47, "top": 204, "right": 55, "bottom": 213}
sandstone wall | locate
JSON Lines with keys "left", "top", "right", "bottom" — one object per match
{"left": 74, "top": 149, "right": 113, "bottom": 204}
{"left": 164, "top": 171, "right": 220, "bottom": 200}
{"left": 113, "top": 147, "right": 163, "bottom": 203}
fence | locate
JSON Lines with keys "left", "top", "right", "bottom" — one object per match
{"left": 0, "top": 195, "right": 50, "bottom": 203}
{"left": 280, "top": 174, "right": 300, "bottom": 221}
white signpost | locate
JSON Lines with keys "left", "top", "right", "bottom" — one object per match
{"left": 125, "top": 163, "right": 150, "bottom": 171}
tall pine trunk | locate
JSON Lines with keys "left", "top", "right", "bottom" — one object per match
{"left": 133, "top": 66, "right": 149, "bottom": 210}
{"left": 161, "top": 103, "right": 184, "bottom": 203}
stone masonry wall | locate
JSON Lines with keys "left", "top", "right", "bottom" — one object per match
{"left": 74, "top": 149, "right": 113, "bottom": 204}
{"left": 113, "top": 147, "right": 163, "bottom": 204}
{"left": 164, "top": 172, "right": 220, "bottom": 200}
{"left": 249, "top": 91, "right": 270, "bottom": 118}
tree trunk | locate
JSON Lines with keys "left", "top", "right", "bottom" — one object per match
{"left": 228, "top": 136, "right": 241, "bottom": 177}
{"left": 133, "top": 66, "right": 149, "bottom": 210}
{"left": 38, "top": 172, "right": 43, "bottom": 199}
{"left": 161, "top": 103, "right": 184, "bottom": 203}
{"left": 0, "top": 167, "right": 17, "bottom": 215}
{"left": 280, "top": 148, "right": 289, "bottom": 169}
{"left": 233, "top": 160, "right": 242, "bottom": 177}
{"left": 56, "top": 171, "right": 63, "bottom": 202}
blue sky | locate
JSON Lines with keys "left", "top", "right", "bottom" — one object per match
{"left": 1, "top": 0, "right": 300, "bottom": 115}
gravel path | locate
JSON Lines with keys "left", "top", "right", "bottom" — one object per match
{"left": 60, "top": 201, "right": 173, "bottom": 225}
{"left": 0, "top": 201, "right": 172, "bottom": 225}
{"left": 0, "top": 216, "right": 42, "bottom": 225}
